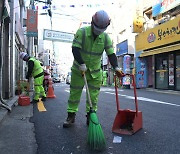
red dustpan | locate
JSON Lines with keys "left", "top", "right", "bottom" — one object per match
{"left": 112, "top": 74, "right": 143, "bottom": 135}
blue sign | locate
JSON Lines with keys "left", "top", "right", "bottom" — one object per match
{"left": 152, "top": 3, "right": 162, "bottom": 17}
{"left": 26, "top": 32, "right": 38, "bottom": 37}
{"left": 116, "top": 40, "right": 128, "bottom": 56}
{"left": 152, "top": 0, "right": 180, "bottom": 17}
{"left": 136, "top": 58, "right": 148, "bottom": 88}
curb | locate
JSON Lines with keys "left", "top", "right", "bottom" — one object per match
{"left": 146, "top": 88, "right": 180, "bottom": 95}
{"left": 0, "top": 96, "right": 18, "bottom": 125}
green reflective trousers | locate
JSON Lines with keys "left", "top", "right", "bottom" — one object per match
{"left": 34, "top": 75, "right": 46, "bottom": 101}
{"left": 67, "top": 70, "right": 102, "bottom": 113}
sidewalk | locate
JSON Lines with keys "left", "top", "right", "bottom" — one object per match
{"left": 0, "top": 93, "right": 37, "bottom": 154}
{"left": 146, "top": 88, "right": 180, "bottom": 95}
{"left": 0, "top": 96, "right": 18, "bottom": 125}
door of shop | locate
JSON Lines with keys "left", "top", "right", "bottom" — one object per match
{"left": 155, "top": 54, "right": 169, "bottom": 89}
{"left": 175, "top": 53, "right": 180, "bottom": 90}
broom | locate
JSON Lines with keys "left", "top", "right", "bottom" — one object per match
{"left": 83, "top": 73, "right": 106, "bottom": 151}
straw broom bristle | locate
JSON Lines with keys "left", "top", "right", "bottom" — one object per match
{"left": 87, "top": 111, "right": 106, "bottom": 151}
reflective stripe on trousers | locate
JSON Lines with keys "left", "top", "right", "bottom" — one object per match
{"left": 67, "top": 70, "right": 102, "bottom": 113}
{"left": 34, "top": 75, "right": 46, "bottom": 101}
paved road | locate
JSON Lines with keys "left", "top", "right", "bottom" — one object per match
{"left": 31, "top": 83, "right": 180, "bottom": 154}
{"left": 0, "top": 82, "right": 179, "bottom": 154}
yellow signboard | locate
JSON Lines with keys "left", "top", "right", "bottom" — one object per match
{"left": 136, "top": 16, "right": 180, "bottom": 52}
{"left": 133, "top": 16, "right": 144, "bottom": 33}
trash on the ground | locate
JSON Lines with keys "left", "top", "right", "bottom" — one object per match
{"left": 20, "top": 117, "right": 26, "bottom": 120}
{"left": 113, "top": 136, "right": 122, "bottom": 143}
{"left": 108, "top": 146, "right": 113, "bottom": 149}
{"left": 61, "top": 146, "right": 64, "bottom": 150}
{"left": 76, "top": 145, "right": 80, "bottom": 149}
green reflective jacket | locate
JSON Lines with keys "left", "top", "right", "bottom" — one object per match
{"left": 72, "top": 26, "right": 114, "bottom": 78}
{"left": 29, "top": 57, "right": 43, "bottom": 77}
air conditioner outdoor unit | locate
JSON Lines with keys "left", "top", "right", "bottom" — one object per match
{"left": 158, "top": 15, "right": 171, "bottom": 24}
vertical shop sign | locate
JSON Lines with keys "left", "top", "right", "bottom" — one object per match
{"left": 136, "top": 58, "right": 148, "bottom": 88}
{"left": 123, "top": 55, "right": 131, "bottom": 85}
{"left": 26, "top": 9, "right": 38, "bottom": 37}
{"left": 168, "top": 54, "right": 174, "bottom": 86}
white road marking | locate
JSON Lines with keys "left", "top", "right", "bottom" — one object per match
{"left": 65, "top": 90, "right": 70, "bottom": 93}
{"left": 100, "top": 88, "right": 123, "bottom": 92}
{"left": 105, "top": 92, "right": 180, "bottom": 107}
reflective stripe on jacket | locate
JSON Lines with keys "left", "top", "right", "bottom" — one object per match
{"left": 29, "top": 57, "right": 43, "bottom": 77}
{"left": 72, "top": 26, "right": 114, "bottom": 78}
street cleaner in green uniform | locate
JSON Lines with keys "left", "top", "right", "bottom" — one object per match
{"left": 19, "top": 52, "right": 46, "bottom": 104}
{"left": 63, "top": 10, "right": 124, "bottom": 128}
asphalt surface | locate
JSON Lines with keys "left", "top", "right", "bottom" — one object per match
{"left": 0, "top": 82, "right": 180, "bottom": 154}
{"left": 31, "top": 83, "right": 180, "bottom": 154}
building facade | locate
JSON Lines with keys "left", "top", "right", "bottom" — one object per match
{"left": 135, "top": 7, "right": 180, "bottom": 90}
{"left": 0, "top": 0, "right": 37, "bottom": 110}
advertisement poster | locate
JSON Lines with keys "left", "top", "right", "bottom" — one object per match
{"left": 27, "top": 9, "right": 38, "bottom": 37}
{"left": 123, "top": 55, "right": 131, "bottom": 86}
{"left": 168, "top": 54, "right": 174, "bottom": 86}
{"left": 136, "top": 58, "right": 148, "bottom": 88}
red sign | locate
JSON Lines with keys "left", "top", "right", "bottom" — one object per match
{"left": 27, "top": 9, "right": 38, "bottom": 33}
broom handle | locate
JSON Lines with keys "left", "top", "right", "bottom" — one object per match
{"left": 83, "top": 73, "right": 93, "bottom": 108}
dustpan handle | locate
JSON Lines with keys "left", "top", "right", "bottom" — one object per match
{"left": 114, "top": 75, "right": 120, "bottom": 111}
{"left": 125, "top": 74, "right": 138, "bottom": 115}
{"left": 115, "top": 74, "right": 139, "bottom": 115}
{"left": 131, "top": 74, "right": 138, "bottom": 115}
{"left": 83, "top": 73, "right": 93, "bottom": 108}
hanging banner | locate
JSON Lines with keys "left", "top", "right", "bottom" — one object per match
{"left": 26, "top": 9, "right": 38, "bottom": 37}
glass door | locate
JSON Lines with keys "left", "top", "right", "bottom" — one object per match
{"left": 155, "top": 54, "right": 168, "bottom": 89}
{"left": 176, "top": 53, "right": 180, "bottom": 90}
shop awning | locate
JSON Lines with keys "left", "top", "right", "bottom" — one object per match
{"left": 140, "top": 43, "right": 180, "bottom": 57}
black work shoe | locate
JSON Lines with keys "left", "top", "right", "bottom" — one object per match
{"left": 41, "top": 96, "right": 46, "bottom": 101}
{"left": 30, "top": 99, "right": 38, "bottom": 104}
{"left": 63, "top": 112, "right": 76, "bottom": 128}
{"left": 86, "top": 112, "right": 90, "bottom": 125}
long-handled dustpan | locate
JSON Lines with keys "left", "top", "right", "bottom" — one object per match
{"left": 112, "top": 74, "right": 143, "bottom": 135}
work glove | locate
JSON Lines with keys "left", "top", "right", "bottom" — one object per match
{"left": 79, "top": 64, "right": 87, "bottom": 73}
{"left": 115, "top": 67, "right": 125, "bottom": 78}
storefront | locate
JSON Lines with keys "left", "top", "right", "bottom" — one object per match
{"left": 116, "top": 40, "right": 134, "bottom": 88}
{"left": 135, "top": 16, "right": 180, "bottom": 90}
